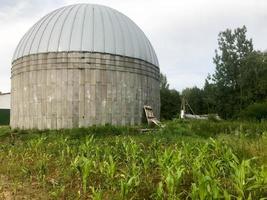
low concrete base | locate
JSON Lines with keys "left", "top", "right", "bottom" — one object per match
{"left": 11, "top": 52, "right": 160, "bottom": 129}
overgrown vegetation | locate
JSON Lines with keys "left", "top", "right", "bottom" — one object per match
{"left": 239, "top": 102, "right": 267, "bottom": 121}
{"left": 206, "top": 26, "right": 267, "bottom": 119}
{"left": 0, "top": 109, "right": 10, "bottom": 125}
{"left": 160, "top": 26, "right": 267, "bottom": 121}
{"left": 160, "top": 74, "right": 181, "bottom": 120}
{"left": 0, "top": 120, "right": 266, "bottom": 199}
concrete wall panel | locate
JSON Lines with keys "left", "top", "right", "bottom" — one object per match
{"left": 11, "top": 52, "right": 160, "bottom": 129}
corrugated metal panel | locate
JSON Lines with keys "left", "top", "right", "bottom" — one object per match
{"left": 81, "top": 4, "right": 94, "bottom": 52}
{"left": 69, "top": 5, "right": 86, "bottom": 51}
{"left": 47, "top": 6, "right": 72, "bottom": 51}
{"left": 37, "top": 7, "right": 65, "bottom": 53}
{"left": 101, "top": 6, "right": 115, "bottom": 53}
{"left": 12, "top": 4, "right": 159, "bottom": 67}
{"left": 59, "top": 5, "right": 79, "bottom": 51}
{"left": 106, "top": 7, "right": 124, "bottom": 55}
{"left": 93, "top": 6, "right": 105, "bottom": 52}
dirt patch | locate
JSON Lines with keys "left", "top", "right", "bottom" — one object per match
{"left": 0, "top": 175, "right": 47, "bottom": 200}
{"left": 0, "top": 175, "right": 13, "bottom": 200}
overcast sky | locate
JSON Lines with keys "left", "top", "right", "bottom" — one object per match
{"left": 1, "top": 0, "right": 267, "bottom": 93}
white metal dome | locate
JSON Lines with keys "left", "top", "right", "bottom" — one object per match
{"left": 12, "top": 4, "right": 159, "bottom": 66}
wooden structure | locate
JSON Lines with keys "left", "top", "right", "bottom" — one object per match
{"left": 143, "top": 105, "right": 163, "bottom": 127}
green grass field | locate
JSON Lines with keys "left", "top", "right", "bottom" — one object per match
{"left": 0, "top": 120, "right": 266, "bottom": 199}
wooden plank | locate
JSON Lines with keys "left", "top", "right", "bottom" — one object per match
{"left": 143, "top": 105, "right": 163, "bottom": 127}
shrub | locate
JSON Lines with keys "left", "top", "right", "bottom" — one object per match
{"left": 239, "top": 102, "right": 267, "bottom": 121}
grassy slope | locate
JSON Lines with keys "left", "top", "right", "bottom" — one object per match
{"left": 0, "top": 121, "right": 266, "bottom": 199}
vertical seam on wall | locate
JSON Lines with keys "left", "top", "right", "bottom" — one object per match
{"left": 36, "top": 7, "right": 66, "bottom": 53}
{"left": 99, "top": 7, "right": 106, "bottom": 124}
{"left": 138, "top": 29, "right": 150, "bottom": 64}
{"left": 13, "top": 31, "right": 28, "bottom": 60}
{"left": 80, "top": 4, "right": 87, "bottom": 51}
{"left": 120, "top": 15, "right": 135, "bottom": 58}
{"left": 113, "top": 10, "right": 125, "bottom": 55}
{"left": 105, "top": 7, "right": 116, "bottom": 54}
{"left": 113, "top": 11, "right": 127, "bottom": 116}
{"left": 15, "top": 9, "right": 55, "bottom": 60}
{"left": 92, "top": 6, "right": 95, "bottom": 51}
{"left": 148, "top": 40, "right": 158, "bottom": 66}
{"left": 56, "top": 5, "right": 76, "bottom": 52}
{"left": 68, "top": 4, "right": 83, "bottom": 51}
{"left": 19, "top": 10, "right": 54, "bottom": 58}
{"left": 99, "top": 6, "right": 105, "bottom": 52}
{"left": 144, "top": 36, "right": 153, "bottom": 66}
{"left": 83, "top": 31, "right": 86, "bottom": 125}
{"left": 46, "top": 7, "right": 69, "bottom": 52}
{"left": 29, "top": 8, "right": 62, "bottom": 54}
{"left": 14, "top": 29, "right": 32, "bottom": 60}
{"left": 141, "top": 29, "right": 152, "bottom": 65}
{"left": 103, "top": 8, "right": 116, "bottom": 122}
{"left": 128, "top": 22, "right": 142, "bottom": 61}
{"left": 143, "top": 31, "right": 156, "bottom": 66}
{"left": 121, "top": 15, "right": 139, "bottom": 120}
{"left": 53, "top": 5, "right": 74, "bottom": 128}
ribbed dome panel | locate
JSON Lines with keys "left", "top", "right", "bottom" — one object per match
{"left": 12, "top": 4, "right": 159, "bottom": 66}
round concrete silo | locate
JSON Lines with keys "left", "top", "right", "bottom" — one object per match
{"left": 11, "top": 4, "right": 160, "bottom": 129}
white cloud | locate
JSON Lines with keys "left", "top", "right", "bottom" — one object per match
{"left": 0, "top": 0, "right": 267, "bottom": 92}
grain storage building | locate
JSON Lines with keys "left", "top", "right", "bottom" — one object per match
{"left": 11, "top": 4, "right": 160, "bottom": 129}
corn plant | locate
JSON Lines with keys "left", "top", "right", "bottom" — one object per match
{"left": 104, "top": 155, "right": 117, "bottom": 180}
{"left": 27, "top": 137, "right": 47, "bottom": 154}
{"left": 89, "top": 186, "right": 103, "bottom": 200}
{"left": 154, "top": 181, "right": 164, "bottom": 200}
{"left": 228, "top": 157, "right": 266, "bottom": 199}
{"left": 79, "top": 135, "right": 95, "bottom": 157}
{"left": 72, "top": 155, "right": 93, "bottom": 194}
{"left": 0, "top": 121, "right": 267, "bottom": 199}
{"left": 191, "top": 174, "right": 222, "bottom": 200}
{"left": 120, "top": 175, "right": 137, "bottom": 199}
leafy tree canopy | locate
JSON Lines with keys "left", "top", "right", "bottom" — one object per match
{"left": 160, "top": 73, "right": 181, "bottom": 120}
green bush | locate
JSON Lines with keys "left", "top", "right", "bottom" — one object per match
{"left": 239, "top": 102, "right": 267, "bottom": 121}
{"left": 0, "top": 109, "right": 10, "bottom": 125}
{"left": 160, "top": 89, "right": 181, "bottom": 120}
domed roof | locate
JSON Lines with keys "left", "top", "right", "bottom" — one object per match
{"left": 12, "top": 4, "right": 159, "bottom": 66}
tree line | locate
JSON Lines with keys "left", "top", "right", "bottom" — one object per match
{"left": 160, "top": 26, "right": 267, "bottom": 120}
